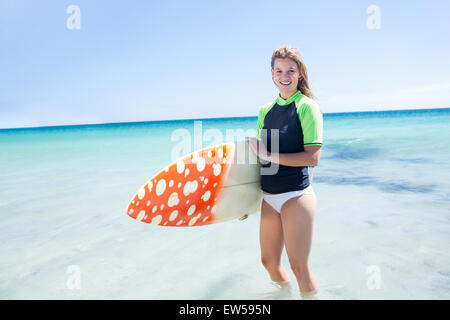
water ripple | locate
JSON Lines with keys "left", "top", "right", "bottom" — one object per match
{"left": 322, "top": 144, "right": 381, "bottom": 161}
{"left": 314, "top": 175, "right": 435, "bottom": 193}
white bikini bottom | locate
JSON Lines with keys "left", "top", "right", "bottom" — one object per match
{"left": 262, "top": 185, "right": 315, "bottom": 214}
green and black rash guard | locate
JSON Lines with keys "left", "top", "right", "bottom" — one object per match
{"left": 256, "top": 90, "right": 323, "bottom": 194}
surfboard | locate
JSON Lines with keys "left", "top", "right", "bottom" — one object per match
{"left": 126, "top": 140, "right": 262, "bottom": 227}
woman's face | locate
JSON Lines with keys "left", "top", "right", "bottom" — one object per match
{"left": 271, "top": 58, "right": 301, "bottom": 97}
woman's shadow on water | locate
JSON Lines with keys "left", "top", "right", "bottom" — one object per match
{"left": 257, "top": 282, "right": 297, "bottom": 300}
{"left": 201, "top": 273, "right": 298, "bottom": 300}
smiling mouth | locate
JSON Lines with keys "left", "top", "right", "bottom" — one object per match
{"left": 280, "top": 81, "right": 291, "bottom": 86}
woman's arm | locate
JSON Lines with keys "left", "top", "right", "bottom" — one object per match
{"left": 246, "top": 137, "right": 321, "bottom": 167}
{"left": 268, "top": 145, "right": 321, "bottom": 167}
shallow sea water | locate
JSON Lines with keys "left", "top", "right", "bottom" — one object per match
{"left": 0, "top": 108, "right": 449, "bottom": 299}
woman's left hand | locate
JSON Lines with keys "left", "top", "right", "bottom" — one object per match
{"left": 245, "top": 137, "right": 271, "bottom": 162}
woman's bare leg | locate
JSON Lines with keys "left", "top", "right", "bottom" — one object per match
{"left": 260, "top": 199, "right": 290, "bottom": 285}
{"left": 280, "top": 193, "right": 318, "bottom": 295}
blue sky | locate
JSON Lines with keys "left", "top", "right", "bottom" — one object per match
{"left": 1, "top": 0, "right": 449, "bottom": 128}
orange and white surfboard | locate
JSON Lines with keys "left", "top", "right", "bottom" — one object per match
{"left": 126, "top": 140, "right": 262, "bottom": 226}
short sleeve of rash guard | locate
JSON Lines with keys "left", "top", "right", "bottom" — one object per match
{"left": 297, "top": 99, "right": 323, "bottom": 147}
{"left": 256, "top": 103, "right": 273, "bottom": 141}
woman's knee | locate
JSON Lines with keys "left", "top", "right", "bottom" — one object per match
{"left": 288, "top": 257, "right": 310, "bottom": 277}
{"left": 261, "top": 256, "right": 281, "bottom": 271}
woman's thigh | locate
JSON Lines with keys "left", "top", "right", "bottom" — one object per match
{"left": 280, "top": 193, "right": 317, "bottom": 266}
{"left": 260, "top": 199, "right": 284, "bottom": 264}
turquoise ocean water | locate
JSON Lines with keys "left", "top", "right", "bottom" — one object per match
{"left": 1, "top": 108, "right": 449, "bottom": 299}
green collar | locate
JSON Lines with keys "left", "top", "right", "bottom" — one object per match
{"left": 275, "top": 90, "right": 303, "bottom": 106}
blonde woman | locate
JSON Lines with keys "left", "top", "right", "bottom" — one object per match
{"left": 244, "top": 46, "right": 323, "bottom": 298}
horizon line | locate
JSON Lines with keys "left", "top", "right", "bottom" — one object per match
{"left": 1, "top": 106, "right": 449, "bottom": 131}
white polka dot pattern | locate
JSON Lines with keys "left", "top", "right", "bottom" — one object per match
{"left": 126, "top": 143, "right": 232, "bottom": 227}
